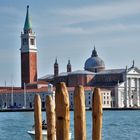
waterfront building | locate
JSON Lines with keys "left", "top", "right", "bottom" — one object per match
{"left": 40, "top": 46, "right": 140, "bottom": 108}
{"left": 19, "top": 6, "right": 140, "bottom": 109}
{"left": 68, "top": 87, "right": 111, "bottom": 109}
{"left": 93, "top": 62, "right": 140, "bottom": 108}
{"left": 0, "top": 84, "right": 54, "bottom": 109}
{"left": 101, "top": 89, "right": 112, "bottom": 108}
{"left": 117, "top": 64, "right": 140, "bottom": 108}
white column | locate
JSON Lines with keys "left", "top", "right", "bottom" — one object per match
{"left": 137, "top": 78, "right": 140, "bottom": 106}
{"left": 136, "top": 78, "right": 139, "bottom": 106}
{"left": 117, "top": 87, "right": 121, "bottom": 107}
{"left": 129, "top": 78, "right": 132, "bottom": 107}
{"left": 139, "top": 78, "right": 140, "bottom": 106}
{"left": 132, "top": 78, "right": 136, "bottom": 106}
{"left": 124, "top": 77, "right": 129, "bottom": 107}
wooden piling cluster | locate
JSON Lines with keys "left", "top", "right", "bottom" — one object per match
{"left": 34, "top": 82, "right": 102, "bottom": 140}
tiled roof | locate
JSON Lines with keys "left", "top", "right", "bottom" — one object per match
{"left": 57, "top": 72, "right": 69, "bottom": 77}
{"left": 0, "top": 87, "right": 49, "bottom": 94}
{"left": 128, "top": 66, "right": 140, "bottom": 73}
{"left": 39, "top": 74, "right": 54, "bottom": 80}
{"left": 97, "top": 69, "right": 126, "bottom": 75}
{"left": 93, "top": 82, "right": 118, "bottom": 87}
{"left": 93, "top": 69, "right": 125, "bottom": 87}
{"left": 26, "top": 81, "right": 48, "bottom": 85}
{"left": 69, "top": 70, "right": 95, "bottom": 75}
{"left": 39, "top": 70, "right": 95, "bottom": 80}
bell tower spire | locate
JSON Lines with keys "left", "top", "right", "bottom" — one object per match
{"left": 24, "top": 5, "right": 32, "bottom": 34}
{"left": 20, "top": 6, "right": 37, "bottom": 88}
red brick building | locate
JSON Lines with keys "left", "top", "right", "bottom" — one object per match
{"left": 39, "top": 48, "right": 105, "bottom": 87}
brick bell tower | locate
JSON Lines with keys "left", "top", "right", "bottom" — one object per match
{"left": 54, "top": 58, "right": 59, "bottom": 76}
{"left": 20, "top": 5, "right": 37, "bottom": 88}
{"left": 67, "top": 59, "right": 72, "bottom": 72}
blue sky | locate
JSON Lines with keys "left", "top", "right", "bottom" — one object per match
{"left": 0, "top": 0, "right": 140, "bottom": 86}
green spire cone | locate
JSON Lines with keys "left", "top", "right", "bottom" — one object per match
{"left": 24, "top": 5, "right": 32, "bottom": 30}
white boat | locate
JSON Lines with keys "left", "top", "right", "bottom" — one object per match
{"left": 27, "top": 121, "right": 72, "bottom": 140}
{"left": 27, "top": 129, "right": 47, "bottom": 140}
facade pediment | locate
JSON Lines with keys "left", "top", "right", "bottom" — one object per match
{"left": 127, "top": 67, "right": 140, "bottom": 75}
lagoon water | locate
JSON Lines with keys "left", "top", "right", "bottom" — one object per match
{"left": 0, "top": 111, "right": 140, "bottom": 140}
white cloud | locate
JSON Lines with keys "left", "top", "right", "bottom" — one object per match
{"left": 44, "top": 23, "right": 140, "bottom": 36}
{"left": 56, "top": 0, "right": 140, "bottom": 23}
{"left": 92, "top": 24, "right": 140, "bottom": 34}
{"left": 36, "top": 0, "right": 140, "bottom": 37}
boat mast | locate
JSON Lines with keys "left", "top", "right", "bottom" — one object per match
{"left": 5, "top": 80, "right": 7, "bottom": 108}
{"left": 24, "top": 83, "right": 26, "bottom": 108}
{"left": 11, "top": 78, "right": 14, "bottom": 106}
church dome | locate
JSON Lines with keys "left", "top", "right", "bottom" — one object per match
{"left": 84, "top": 47, "right": 105, "bottom": 73}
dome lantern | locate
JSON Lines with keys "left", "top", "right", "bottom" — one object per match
{"left": 91, "top": 47, "right": 98, "bottom": 57}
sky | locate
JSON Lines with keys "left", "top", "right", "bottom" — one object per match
{"left": 0, "top": 0, "right": 140, "bottom": 86}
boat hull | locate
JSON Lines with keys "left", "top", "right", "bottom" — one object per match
{"left": 27, "top": 130, "right": 71, "bottom": 140}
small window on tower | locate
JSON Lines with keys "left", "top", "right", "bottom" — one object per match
{"left": 22, "top": 38, "right": 28, "bottom": 45}
{"left": 30, "top": 39, "right": 35, "bottom": 45}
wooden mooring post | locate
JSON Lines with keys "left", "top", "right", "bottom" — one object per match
{"left": 92, "top": 88, "right": 102, "bottom": 140}
{"left": 34, "top": 94, "right": 42, "bottom": 140}
{"left": 33, "top": 83, "right": 102, "bottom": 140}
{"left": 55, "top": 82, "right": 70, "bottom": 140}
{"left": 46, "top": 95, "right": 55, "bottom": 140}
{"left": 74, "top": 85, "right": 86, "bottom": 140}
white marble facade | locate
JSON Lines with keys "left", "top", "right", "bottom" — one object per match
{"left": 116, "top": 66, "right": 140, "bottom": 108}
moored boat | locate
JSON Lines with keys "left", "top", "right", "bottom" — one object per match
{"left": 27, "top": 121, "right": 72, "bottom": 140}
